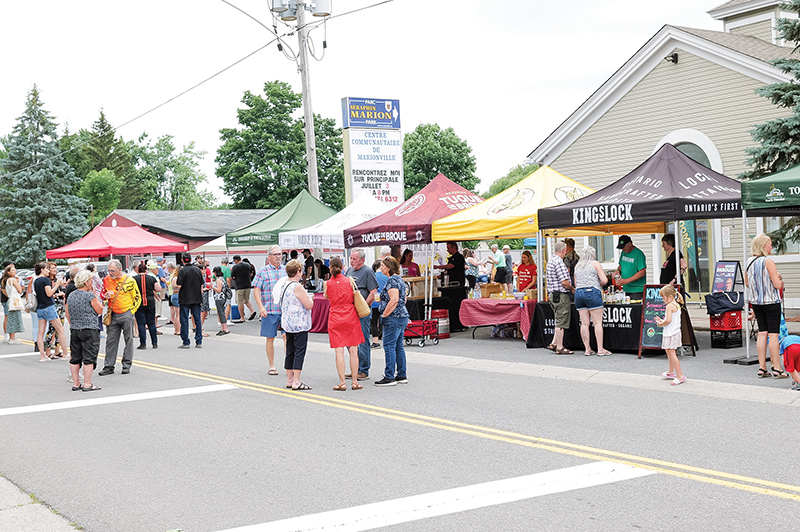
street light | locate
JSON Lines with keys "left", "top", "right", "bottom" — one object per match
{"left": 269, "top": 0, "right": 331, "bottom": 200}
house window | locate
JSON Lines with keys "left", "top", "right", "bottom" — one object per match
{"left": 589, "top": 235, "right": 615, "bottom": 263}
{"left": 675, "top": 142, "right": 711, "bottom": 168}
{"left": 765, "top": 217, "right": 800, "bottom": 254}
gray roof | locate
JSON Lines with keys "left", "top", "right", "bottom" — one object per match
{"left": 675, "top": 25, "right": 798, "bottom": 62}
{"left": 111, "top": 209, "right": 276, "bottom": 239}
{"left": 709, "top": 0, "right": 762, "bottom": 11}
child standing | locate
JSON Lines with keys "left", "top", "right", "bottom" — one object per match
{"left": 655, "top": 285, "right": 686, "bottom": 385}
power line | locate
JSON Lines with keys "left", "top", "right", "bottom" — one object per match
{"left": 2, "top": 39, "right": 277, "bottom": 179}
{"left": 1, "top": 0, "right": 396, "bottom": 179}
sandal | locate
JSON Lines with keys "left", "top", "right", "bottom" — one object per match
{"left": 71, "top": 385, "right": 83, "bottom": 391}
{"left": 333, "top": 383, "right": 347, "bottom": 391}
{"left": 268, "top": 368, "right": 279, "bottom": 375}
{"left": 292, "top": 383, "right": 312, "bottom": 391}
{"left": 771, "top": 368, "right": 789, "bottom": 379}
{"left": 351, "top": 383, "right": 363, "bottom": 390}
{"left": 757, "top": 368, "right": 770, "bottom": 378}
{"left": 81, "top": 384, "right": 101, "bottom": 392}
{"left": 555, "top": 347, "right": 573, "bottom": 355}
{"left": 546, "top": 344, "right": 556, "bottom": 352}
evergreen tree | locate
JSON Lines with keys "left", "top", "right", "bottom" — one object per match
{"left": 0, "top": 86, "right": 88, "bottom": 267}
{"left": 742, "top": 0, "right": 800, "bottom": 251}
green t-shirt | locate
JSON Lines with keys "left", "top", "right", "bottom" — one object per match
{"left": 221, "top": 265, "right": 232, "bottom": 286}
{"left": 493, "top": 249, "right": 506, "bottom": 268}
{"left": 619, "top": 246, "right": 646, "bottom": 293}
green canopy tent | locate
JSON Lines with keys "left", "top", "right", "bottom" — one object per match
{"left": 740, "top": 165, "right": 800, "bottom": 360}
{"left": 225, "top": 189, "right": 338, "bottom": 250}
{"left": 742, "top": 164, "right": 800, "bottom": 213}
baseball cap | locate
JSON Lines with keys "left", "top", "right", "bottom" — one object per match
{"left": 147, "top": 260, "right": 158, "bottom": 270}
{"left": 616, "top": 235, "right": 633, "bottom": 249}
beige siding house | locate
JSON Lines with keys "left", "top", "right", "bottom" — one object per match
{"left": 528, "top": 0, "right": 800, "bottom": 307}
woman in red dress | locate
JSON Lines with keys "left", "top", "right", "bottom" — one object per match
{"left": 325, "top": 257, "right": 363, "bottom": 391}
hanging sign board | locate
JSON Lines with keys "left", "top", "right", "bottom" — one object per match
{"left": 342, "top": 97, "right": 404, "bottom": 206}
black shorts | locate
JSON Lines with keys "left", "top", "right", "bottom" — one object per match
{"left": 752, "top": 303, "right": 781, "bottom": 334}
{"left": 494, "top": 267, "right": 507, "bottom": 283}
{"left": 69, "top": 329, "right": 100, "bottom": 367}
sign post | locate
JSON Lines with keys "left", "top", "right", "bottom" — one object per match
{"left": 342, "top": 97, "right": 404, "bottom": 207}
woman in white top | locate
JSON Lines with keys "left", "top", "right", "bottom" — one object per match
{"left": 744, "top": 234, "right": 787, "bottom": 379}
{"left": 573, "top": 246, "right": 611, "bottom": 356}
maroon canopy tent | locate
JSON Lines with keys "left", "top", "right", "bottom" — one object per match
{"left": 47, "top": 224, "right": 188, "bottom": 259}
{"left": 343, "top": 174, "right": 484, "bottom": 247}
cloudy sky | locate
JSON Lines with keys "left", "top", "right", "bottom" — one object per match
{"left": 0, "top": 0, "right": 723, "bottom": 200}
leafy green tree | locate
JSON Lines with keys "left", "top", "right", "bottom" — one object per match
{"left": 131, "top": 134, "right": 215, "bottom": 210}
{"left": 403, "top": 123, "right": 478, "bottom": 199}
{"left": 486, "top": 163, "right": 539, "bottom": 198}
{"left": 60, "top": 125, "right": 94, "bottom": 190}
{"left": 78, "top": 169, "right": 122, "bottom": 222}
{"left": 0, "top": 85, "right": 88, "bottom": 266}
{"left": 216, "top": 80, "right": 344, "bottom": 210}
{"left": 742, "top": 1, "right": 800, "bottom": 251}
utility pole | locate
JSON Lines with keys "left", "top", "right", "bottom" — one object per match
{"left": 296, "top": 4, "right": 320, "bottom": 199}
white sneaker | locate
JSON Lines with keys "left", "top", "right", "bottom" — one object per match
{"left": 8, "top": 339, "right": 22, "bottom": 345}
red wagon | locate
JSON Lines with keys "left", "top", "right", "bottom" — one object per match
{"left": 403, "top": 319, "right": 439, "bottom": 347}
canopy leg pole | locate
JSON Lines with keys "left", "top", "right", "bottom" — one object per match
{"left": 423, "top": 243, "right": 429, "bottom": 320}
{"left": 428, "top": 243, "right": 434, "bottom": 321}
{"left": 536, "top": 231, "right": 542, "bottom": 299}
{"left": 675, "top": 220, "right": 680, "bottom": 289}
{"left": 743, "top": 211, "right": 750, "bottom": 359}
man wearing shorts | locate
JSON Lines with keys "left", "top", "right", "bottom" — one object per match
{"left": 546, "top": 241, "right": 575, "bottom": 355}
{"left": 231, "top": 255, "right": 256, "bottom": 323}
{"left": 253, "top": 245, "right": 287, "bottom": 376}
{"left": 488, "top": 244, "right": 506, "bottom": 287}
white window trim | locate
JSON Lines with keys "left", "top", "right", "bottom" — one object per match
{"left": 653, "top": 130, "right": 724, "bottom": 173}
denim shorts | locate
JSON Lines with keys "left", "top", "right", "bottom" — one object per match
{"left": 37, "top": 305, "right": 59, "bottom": 322}
{"left": 260, "top": 313, "right": 282, "bottom": 338}
{"left": 574, "top": 287, "right": 603, "bottom": 311}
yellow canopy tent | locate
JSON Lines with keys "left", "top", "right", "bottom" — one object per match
{"left": 432, "top": 165, "right": 664, "bottom": 240}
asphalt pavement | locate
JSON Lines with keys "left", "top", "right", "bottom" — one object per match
{"left": 1, "top": 307, "right": 799, "bottom": 531}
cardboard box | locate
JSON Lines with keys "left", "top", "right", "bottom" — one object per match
{"left": 405, "top": 276, "right": 439, "bottom": 300}
{"left": 481, "top": 282, "right": 503, "bottom": 298}
{"left": 525, "top": 289, "right": 538, "bottom": 301}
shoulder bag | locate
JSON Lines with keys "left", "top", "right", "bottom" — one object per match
{"left": 24, "top": 280, "right": 38, "bottom": 313}
{"left": 705, "top": 291, "right": 744, "bottom": 315}
{"left": 350, "top": 278, "right": 371, "bottom": 318}
{"left": 103, "top": 276, "right": 127, "bottom": 326}
{"left": 7, "top": 280, "right": 24, "bottom": 311}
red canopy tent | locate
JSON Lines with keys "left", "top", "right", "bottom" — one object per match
{"left": 47, "top": 224, "right": 188, "bottom": 259}
{"left": 343, "top": 174, "right": 484, "bottom": 247}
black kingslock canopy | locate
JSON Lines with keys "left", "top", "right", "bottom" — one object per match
{"left": 537, "top": 143, "right": 742, "bottom": 235}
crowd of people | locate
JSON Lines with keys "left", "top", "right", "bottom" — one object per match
{"left": 2, "top": 233, "right": 798, "bottom": 393}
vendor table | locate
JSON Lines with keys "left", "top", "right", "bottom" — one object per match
{"left": 310, "top": 294, "right": 450, "bottom": 334}
{"left": 526, "top": 302, "right": 642, "bottom": 352}
{"left": 459, "top": 298, "right": 537, "bottom": 340}
{"left": 405, "top": 296, "right": 450, "bottom": 321}
{"left": 310, "top": 293, "right": 330, "bottom": 333}
{"left": 440, "top": 285, "right": 469, "bottom": 331}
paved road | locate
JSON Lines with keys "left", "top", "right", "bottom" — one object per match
{"left": 1, "top": 316, "right": 798, "bottom": 531}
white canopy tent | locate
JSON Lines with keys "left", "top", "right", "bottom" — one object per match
{"left": 279, "top": 193, "right": 392, "bottom": 250}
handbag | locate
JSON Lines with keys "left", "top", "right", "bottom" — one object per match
{"left": 7, "top": 280, "right": 24, "bottom": 311}
{"left": 24, "top": 286, "right": 37, "bottom": 313}
{"left": 103, "top": 276, "right": 127, "bottom": 326}
{"left": 350, "top": 278, "right": 371, "bottom": 318}
{"left": 705, "top": 291, "right": 744, "bottom": 315}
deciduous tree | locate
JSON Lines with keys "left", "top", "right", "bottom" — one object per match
{"left": 403, "top": 123, "right": 478, "bottom": 199}
{"left": 216, "top": 80, "right": 344, "bottom": 210}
